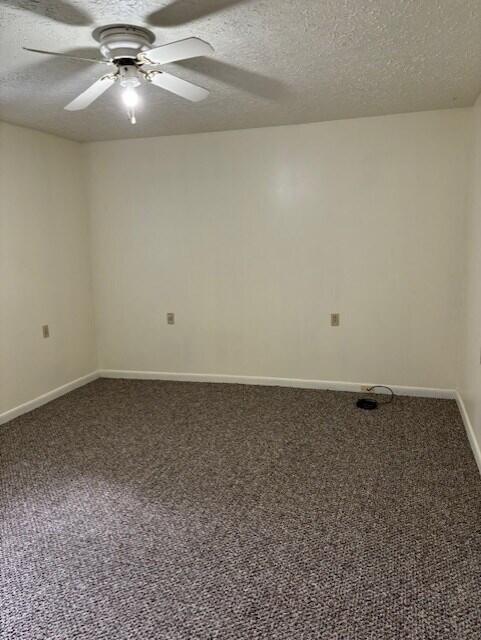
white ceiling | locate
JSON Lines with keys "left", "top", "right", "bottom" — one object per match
{"left": 1, "top": 0, "right": 480, "bottom": 142}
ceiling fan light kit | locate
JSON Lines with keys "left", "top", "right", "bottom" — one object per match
{"left": 24, "top": 24, "right": 214, "bottom": 125}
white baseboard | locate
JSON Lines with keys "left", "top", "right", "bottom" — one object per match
{"left": 0, "top": 371, "right": 99, "bottom": 426}
{"left": 99, "top": 369, "right": 456, "bottom": 399}
{"left": 455, "top": 392, "right": 481, "bottom": 477}
{"left": 0, "top": 368, "right": 457, "bottom": 426}
{"left": 3, "top": 369, "right": 477, "bottom": 480}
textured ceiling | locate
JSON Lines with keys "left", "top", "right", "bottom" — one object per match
{"left": 1, "top": 0, "right": 480, "bottom": 142}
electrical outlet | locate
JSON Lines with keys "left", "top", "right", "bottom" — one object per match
{"left": 167, "top": 312, "right": 175, "bottom": 325}
{"left": 42, "top": 324, "right": 50, "bottom": 339}
{"left": 330, "top": 313, "right": 340, "bottom": 327}
{"left": 360, "top": 385, "right": 372, "bottom": 392}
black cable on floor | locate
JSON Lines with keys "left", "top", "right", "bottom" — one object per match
{"left": 356, "top": 385, "right": 395, "bottom": 410}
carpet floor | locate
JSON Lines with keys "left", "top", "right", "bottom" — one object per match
{"left": 1, "top": 379, "right": 481, "bottom": 639}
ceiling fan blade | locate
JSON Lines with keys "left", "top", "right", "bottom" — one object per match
{"left": 146, "top": 0, "right": 250, "bottom": 27}
{"left": 141, "top": 38, "right": 213, "bottom": 65}
{"left": 65, "top": 76, "right": 116, "bottom": 111}
{"left": 4, "top": 0, "right": 92, "bottom": 26}
{"left": 149, "top": 71, "right": 209, "bottom": 102}
{"left": 23, "top": 47, "right": 111, "bottom": 65}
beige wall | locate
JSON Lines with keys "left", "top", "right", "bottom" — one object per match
{"left": 86, "top": 109, "right": 471, "bottom": 389}
{"left": 460, "top": 95, "right": 481, "bottom": 451}
{"left": 0, "top": 122, "right": 97, "bottom": 415}
{"left": 1, "top": 108, "right": 475, "bottom": 418}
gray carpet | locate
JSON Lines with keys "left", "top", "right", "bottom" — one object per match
{"left": 1, "top": 379, "right": 481, "bottom": 639}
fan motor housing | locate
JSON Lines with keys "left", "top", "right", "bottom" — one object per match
{"left": 93, "top": 24, "right": 155, "bottom": 60}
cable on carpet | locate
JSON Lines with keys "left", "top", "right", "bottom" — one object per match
{"left": 356, "top": 385, "right": 394, "bottom": 410}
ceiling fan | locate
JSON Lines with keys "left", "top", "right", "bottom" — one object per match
{"left": 23, "top": 24, "right": 214, "bottom": 124}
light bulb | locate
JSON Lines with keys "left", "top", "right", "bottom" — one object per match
{"left": 122, "top": 87, "right": 139, "bottom": 109}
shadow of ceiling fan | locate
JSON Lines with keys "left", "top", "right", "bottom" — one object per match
{"left": 145, "top": 0, "right": 252, "bottom": 27}
{"left": 3, "top": 0, "right": 92, "bottom": 26}
{"left": 4, "top": 0, "right": 254, "bottom": 27}
{"left": 8, "top": 0, "right": 284, "bottom": 125}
